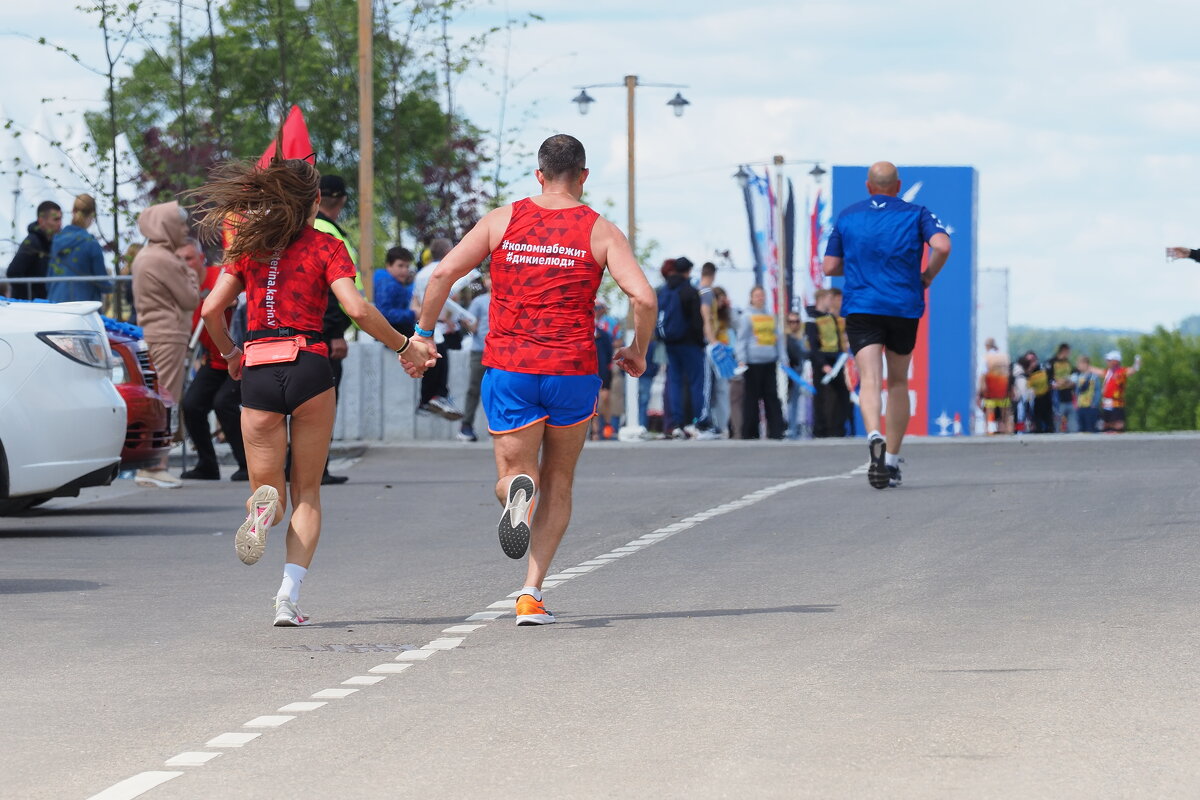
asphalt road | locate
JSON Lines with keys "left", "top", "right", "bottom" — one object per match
{"left": 1, "top": 434, "right": 1198, "bottom": 799}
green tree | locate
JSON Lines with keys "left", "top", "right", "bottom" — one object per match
{"left": 1118, "top": 327, "right": 1200, "bottom": 432}
{"left": 96, "top": 0, "right": 517, "bottom": 246}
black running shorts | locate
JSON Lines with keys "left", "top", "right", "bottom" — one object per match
{"left": 844, "top": 313, "right": 921, "bottom": 356}
{"left": 1101, "top": 407, "right": 1125, "bottom": 427}
{"left": 240, "top": 351, "right": 335, "bottom": 415}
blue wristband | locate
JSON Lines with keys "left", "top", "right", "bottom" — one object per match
{"left": 414, "top": 325, "right": 434, "bottom": 338}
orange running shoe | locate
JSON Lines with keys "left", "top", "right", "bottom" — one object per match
{"left": 515, "top": 593, "right": 556, "bottom": 626}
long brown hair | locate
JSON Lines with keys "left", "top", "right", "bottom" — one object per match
{"left": 187, "top": 157, "right": 320, "bottom": 263}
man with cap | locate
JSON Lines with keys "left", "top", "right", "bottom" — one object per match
{"left": 659, "top": 256, "right": 708, "bottom": 439}
{"left": 1081, "top": 350, "right": 1142, "bottom": 433}
{"left": 312, "top": 174, "right": 357, "bottom": 484}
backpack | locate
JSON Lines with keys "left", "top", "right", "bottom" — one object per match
{"left": 656, "top": 283, "right": 688, "bottom": 343}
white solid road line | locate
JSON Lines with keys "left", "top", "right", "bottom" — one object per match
{"left": 84, "top": 465, "right": 855, "bottom": 799}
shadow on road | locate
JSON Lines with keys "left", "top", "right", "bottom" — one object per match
{"left": 0, "top": 578, "right": 106, "bottom": 594}
{"left": 559, "top": 603, "right": 839, "bottom": 629}
{"left": 0, "top": 505, "right": 223, "bottom": 538}
{"left": 303, "top": 615, "right": 478, "bottom": 629}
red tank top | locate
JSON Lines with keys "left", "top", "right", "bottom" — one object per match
{"left": 484, "top": 198, "right": 603, "bottom": 375}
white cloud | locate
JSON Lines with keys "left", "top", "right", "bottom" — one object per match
{"left": 6, "top": 0, "right": 1200, "bottom": 330}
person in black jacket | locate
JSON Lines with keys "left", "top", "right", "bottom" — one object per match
{"left": 5, "top": 201, "right": 62, "bottom": 299}
{"left": 660, "top": 256, "right": 707, "bottom": 438}
{"left": 313, "top": 175, "right": 356, "bottom": 485}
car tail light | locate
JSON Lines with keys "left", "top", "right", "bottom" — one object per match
{"left": 37, "top": 330, "right": 111, "bottom": 369}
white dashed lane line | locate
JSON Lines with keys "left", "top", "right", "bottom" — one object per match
{"left": 85, "top": 467, "right": 853, "bottom": 799}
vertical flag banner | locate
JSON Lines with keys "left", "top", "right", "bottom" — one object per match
{"left": 740, "top": 170, "right": 764, "bottom": 279}
{"left": 783, "top": 178, "right": 796, "bottom": 314}
{"left": 807, "top": 187, "right": 830, "bottom": 308}
{"left": 743, "top": 170, "right": 778, "bottom": 312}
{"left": 829, "top": 165, "right": 978, "bottom": 436}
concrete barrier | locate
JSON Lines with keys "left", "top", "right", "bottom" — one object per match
{"left": 332, "top": 337, "right": 483, "bottom": 442}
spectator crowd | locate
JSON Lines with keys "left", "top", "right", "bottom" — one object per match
{"left": 3, "top": 188, "right": 1147, "bottom": 472}
{"left": 977, "top": 338, "right": 1141, "bottom": 435}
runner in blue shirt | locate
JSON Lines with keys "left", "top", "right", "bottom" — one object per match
{"left": 822, "top": 161, "right": 951, "bottom": 489}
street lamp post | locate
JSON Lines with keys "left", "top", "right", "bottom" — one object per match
{"left": 357, "top": 0, "right": 373, "bottom": 299}
{"left": 294, "top": 0, "right": 374, "bottom": 299}
{"left": 572, "top": 76, "right": 690, "bottom": 437}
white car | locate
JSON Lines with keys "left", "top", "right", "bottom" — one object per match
{"left": 0, "top": 299, "right": 126, "bottom": 513}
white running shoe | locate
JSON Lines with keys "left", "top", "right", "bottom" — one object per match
{"left": 135, "top": 469, "right": 182, "bottom": 489}
{"left": 273, "top": 597, "right": 310, "bottom": 627}
{"left": 236, "top": 485, "right": 279, "bottom": 566}
{"left": 498, "top": 474, "right": 534, "bottom": 559}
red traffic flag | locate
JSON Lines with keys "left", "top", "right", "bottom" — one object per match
{"left": 258, "top": 105, "right": 314, "bottom": 166}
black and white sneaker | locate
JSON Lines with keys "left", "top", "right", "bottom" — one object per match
{"left": 498, "top": 474, "right": 535, "bottom": 559}
{"left": 887, "top": 460, "right": 904, "bottom": 488}
{"left": 867, "top": 436, "right": 890, "bottom": 489}
{"left": 428, "top": 396, "right": 464, "bottom": 421}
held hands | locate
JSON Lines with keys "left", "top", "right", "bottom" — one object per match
{"left": 612, "top": 345, "right": 646, "bottom": 378}
{"left": 1166, "top": 247, "right": 1191, "bottom": 260}
{"left": 398, "top": 335, "right": 439, "bottom": 378}
{"left": 329, "top": 338, "right": 349, "bottom": 360}
{"left": 226, "top": 349, "right": 244, "bottom": 381}
{"left": 921, "top": 271, "right": 935, "bottom": 288}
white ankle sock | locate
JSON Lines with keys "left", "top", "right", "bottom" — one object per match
{"left": 278, "top": 563, "right": 307, "bottom": 603}
{"left": 520, "top": 585, "right": 542, "bottom": 602}
{"left": 885, "top": 452, "right": 900, "bottom": 468}
{"left": 868, "top": 430, "right": 883, "bottom": 441}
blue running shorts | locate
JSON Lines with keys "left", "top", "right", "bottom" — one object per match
{"left": 482, "top": 369, "right": 601, "bottom": 433}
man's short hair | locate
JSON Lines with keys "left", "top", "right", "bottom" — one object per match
{"left": 386, "top": 246, "right": 414, "bottom": 264}
{"left": 701, "top": 261, "right": 717, "bottom": 279}
{"left": 36, "top": 200, "right": 61, "bottom": 217}
{"left": 537, "top": 134, "right": 586, "bottom": 180}
{"left": 180, "top": 237, "right": 203, "bottom": 252}
{"left": 319, "top": 175, "right": 348, "bottom": 199}
{"left": 429, "top": 238, "right": 453, "bottom": 261}
{"left": 827, "top": 287, "right": 842, "bottom": 298}
{"left": 672, "top": 256, "right": 694, "bottom": 274}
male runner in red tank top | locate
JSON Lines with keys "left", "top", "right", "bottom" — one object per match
{"left": 415, "top": 134, "right": 657, "bottom": 625}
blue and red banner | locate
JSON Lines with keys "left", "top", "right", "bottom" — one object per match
{"left": 829, "top": 166, "right": 978, "bottom": 436}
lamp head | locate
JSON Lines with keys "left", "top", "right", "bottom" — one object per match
{"left": 572, "top": 89, "right": 595, "bottom": 116}
{"left": 666, "top": 92, "right": 690, "bottom": 118}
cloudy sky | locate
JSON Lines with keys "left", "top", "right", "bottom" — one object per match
{"left": 4, "top": 0, "right": 1199, "bottom": 331}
